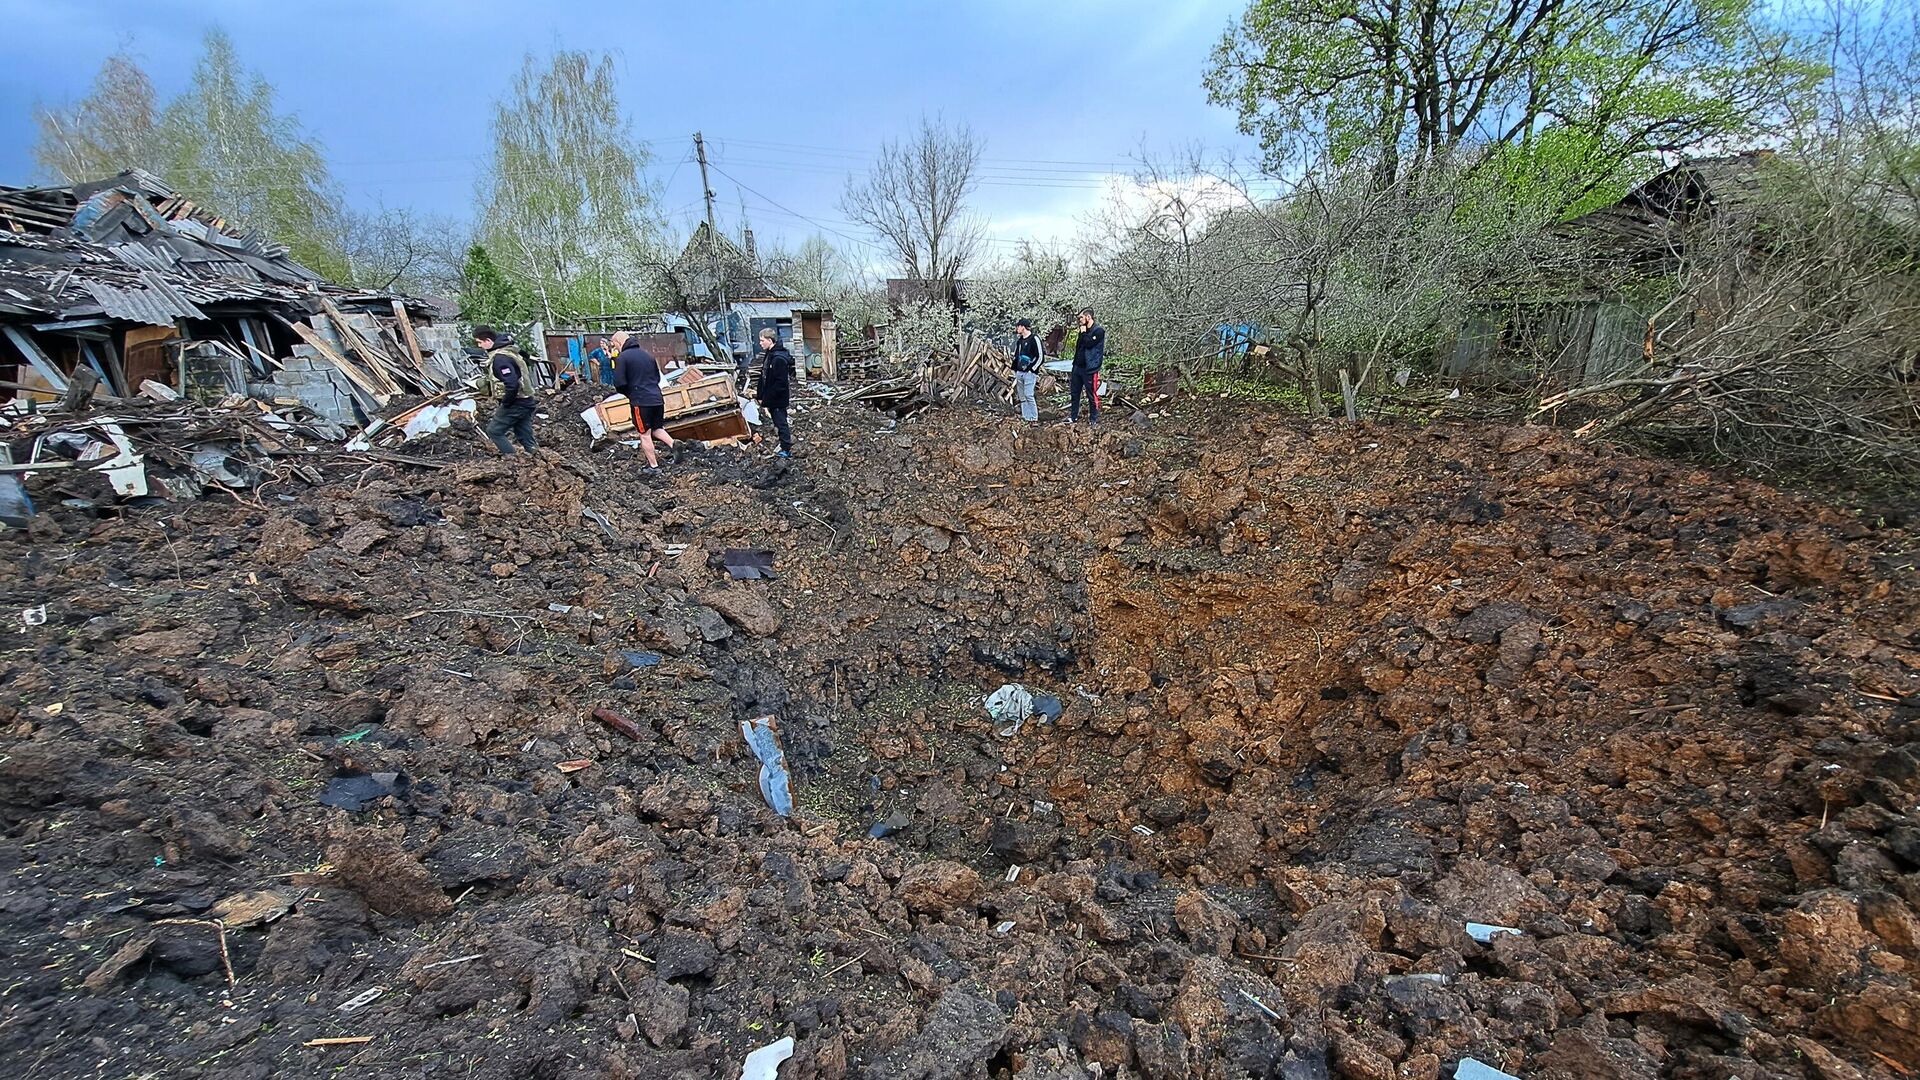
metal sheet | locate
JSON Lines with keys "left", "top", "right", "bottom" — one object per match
{"left": 82, "top": 272, "right": 206, "bottom": 324}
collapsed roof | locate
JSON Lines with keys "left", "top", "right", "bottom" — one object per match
{"left": 0, "top": 169, "right": 429, "bottom": 324}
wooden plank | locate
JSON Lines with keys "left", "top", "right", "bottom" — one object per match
{"left": 285, "top": 319, "right": 391, "bottom": 406}
{"left": 391, "top": 300, "right": 427, "bottom": 371}
{"left": 2, "top": 325, "right": 69, "bottom": 392}
{"left": 82, "top": 340, "right": 127, "bottom": 397}
{"left": 315, "top": 299, "right": 402, "bottom": 394}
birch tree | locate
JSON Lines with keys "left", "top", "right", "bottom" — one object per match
{"left": 33, "top": 53, "right": 161, "bottom": 183}
{"left": 478, "top": 50, "right": 664, "bottom": 323}
{"left": 34, "top": 34, "right": 347, "bottom": 276}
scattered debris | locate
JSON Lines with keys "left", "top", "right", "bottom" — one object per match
{"left": 207, "top": 890, "right": 294, "bottom": 929}
{"left": 1239, "top": 990, "right": 1285, "bottom": 1023}
{"left": 317, "top": 770, "right": 410, "bottom": 811}
{"left": 984, "top": 683, "right": 1035, "bottom": 738}
{"left": 303, "top": 1037, "right": 375, "bottom": 1048}
{"left": 337, "top": 987, "right": 384, "bottom": 1014}
{"left": 0, "top": 475, "right": 32, "bottom": 528}
{"left": 20, "top": 605, "right": 46, "bottom": 627}
{"left": 421, "top": 954, "right": 484, "bottom": 970}
{"left": 1465, "top": 922, "right": 1524, "bottom": 943}
{"left": 547, "top": 602, "right": 604, "bottom": 621}
{"left": 720, "top": 548, "right": 776, "bottom": 580}
{"left": 738, "top": 1036, "right": 795, "bottom": 1080}
{"left": 1456, "top": 1058, "right": 1521, "bottom": 1080}
{"left": 591, "top": 707, "right": 644, "bottom": 742}
{"left": 867, "top": 812, "right": 910, "bottom": 839}
{"left": 556, "top": 759, "right": 594, "bottom": 773}
{"left": 739, "top": 715, "right": 794, "bottom": 817}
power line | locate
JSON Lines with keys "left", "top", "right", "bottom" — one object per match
{"left": 705, "top": 161, "right": 884, "bottom": 253}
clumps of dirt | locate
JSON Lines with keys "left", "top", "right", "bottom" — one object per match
{"left": 0, "top": 392, "right": 1915, "bottom": 1080}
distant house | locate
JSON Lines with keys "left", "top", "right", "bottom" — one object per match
{"left": 885, "top": 277, "right": 968, "bottom": 310}
{"left": 0, "top": 170, "right": 450, "bottom": 423}
{"left": 1436, "top": 151, "right": 1917, "bottom": 389}
{"left": 668, "top": 222, "right": 837, "bottom": 378}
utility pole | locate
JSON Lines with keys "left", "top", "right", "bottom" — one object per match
{"left": 693, "top": 132, "right": 733, "bottom": 369}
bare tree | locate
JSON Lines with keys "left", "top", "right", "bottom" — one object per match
{"left": 338, "top": 208, "right": 469, "bottom": 296}
{"left": 841, "top": 116, "right": 985, "bottom": 294}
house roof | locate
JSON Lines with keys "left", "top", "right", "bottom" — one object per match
{"left": 0, "top": 169, "right": 429, "bottom": 327}
{"left": 1559, "top": 150, "right": 1919, "bottom": 254}
{"left": 886, "top": 278, "right": 968, "bottom": 307}
{"left": 672, "top": 222, "right": 789, "bottom": 308}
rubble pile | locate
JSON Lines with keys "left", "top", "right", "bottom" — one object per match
{"left": 0, "top": 397, "right": 1915, "bottom": 1080}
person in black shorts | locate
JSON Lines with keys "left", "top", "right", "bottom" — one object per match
{"left": 608, "top": 330, "right": 677, "bottom": 469}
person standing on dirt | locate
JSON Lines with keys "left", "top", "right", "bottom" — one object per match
{"left": 476, "top": 325, "right": 538, "bottom": 455}
{"left": 755, "top": 327, "right": 796, "bottom": 458}
{"left": 1011, "top": 318, "right": 1042, "bottom": 423}
{"left": 1068, "top": 307, "right": 1105, "bottom": 425}
{"left": 608, "top": 330, "right": 678, "bottom": 469}
{"left": 584, "top": 336, "right": 611, "bottom": 383}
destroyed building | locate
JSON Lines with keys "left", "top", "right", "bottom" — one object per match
{"left": 670, "top": 222, "right": 838, "bottom": 377}
{"left": 1441, "top": 151, "right": 1920, "bottom": 388}
{"left": 0, "top": 169, "right": 461, "bottom": 425}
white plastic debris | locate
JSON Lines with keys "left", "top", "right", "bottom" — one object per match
{"left": 21, "top": 605, "right": 47, "bottom": 627}
{"left": 994, "top": 920, "right": 1016, "bottom": 935}
{"left": 1131, "top": 824, "right": 1155, "bottom": 837}
{"left": 1456, "top": 1058, "right": 1520, "bottom": 1080}
{"left": 1465, "top": 922, "right": 1523, "bottom": 943}
{"left": 740, "top": 399, "right": 761, "bottom": 426}
{"left": 738, "top": 1035, "right": 794, "bottom": 1080}
{"left": 1004, "top": 865, "right": 1021, "bottom": 883}
{"left": 984, "top": 683, "right": 1034, "bottom": 738}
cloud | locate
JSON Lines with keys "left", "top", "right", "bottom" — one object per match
{"left": 978, "top": 172, "right": 1255, "bottom": 260}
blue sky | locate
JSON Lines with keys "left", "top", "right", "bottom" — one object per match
{"left": 0, "top": 0, "right": 1258, "bottom": 262}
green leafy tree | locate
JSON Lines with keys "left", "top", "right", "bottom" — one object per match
{"left": 1206, "top": 0, "right": 1823, "bottom": 208}
{"left": 479, "top": 50, "right": 664, "bottom": 323}
{"left": 459, "top": 244, "right": 532, "bottom": 326}
{"left": 33, "top": 52, "right": 161, "bottom": 183}
{"left": 37, "top": 34, "right": 347, "bottom": 276}
{"left": 151, "top": 31, "right": 347, "bottom": 276}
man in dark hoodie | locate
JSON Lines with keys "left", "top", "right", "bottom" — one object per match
{"left": 754, "top": 327, "right": 795, "bottom": 458}
{"left": 608, "top": 330, "right": 677, "bottom": 469}
{"left": 476, "top": 325, "right": 538, "bottom": 454}
{"left": 1068, "top": 307, "right": 1104, "bottom": 425}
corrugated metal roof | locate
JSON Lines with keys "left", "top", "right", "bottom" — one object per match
{"left": 83, "top": 272, "right": 206, "bottom": 325}
{"left": 107, "top": 242, "right": 176, "bottom": 273}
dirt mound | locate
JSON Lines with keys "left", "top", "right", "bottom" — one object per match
{"left": 1, "top": 396, "right": 1915, "bottom": 1079}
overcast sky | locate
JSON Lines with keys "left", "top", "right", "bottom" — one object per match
{"left": 0, "top": 0, "right": 1261, "bottom": 263}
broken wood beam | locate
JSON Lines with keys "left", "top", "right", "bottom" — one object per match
{"left": 591, "top": 707, "right": 644, "bottom": 742}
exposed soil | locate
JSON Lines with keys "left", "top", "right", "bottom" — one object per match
{"left": 2, "top": 390, "right": 1917, "bottom": 1080}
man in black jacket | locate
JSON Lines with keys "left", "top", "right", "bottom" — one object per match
{"left": 477, "top": 325, "right": 537, "bottom": 454}
{"left": 1011, "top": 318, "right": 1042, "bottom": 422}
{"left": 754, "top": 327, "right": 795, "bottom": 458}
{"left": 1068, "top": 307, "right": 1104, "bottom": 424}
{"left": 608, "top": 330, "right": 677, "bottom": 469}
